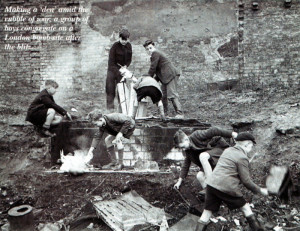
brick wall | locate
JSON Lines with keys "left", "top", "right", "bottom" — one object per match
{"left": 239, "top": 0, "right": 300, "bottom": 89}
{"left": 1, "top": 0, "right": 300, "bottom": 108}
{"left": 50, "top": 121, "right": 210, "bottom": 167}
{"left": 1, "top": 0, "right": 81, "bottom": 93}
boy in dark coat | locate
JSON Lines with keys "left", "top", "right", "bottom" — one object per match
{"left": 26, "top": 80, "right": 72, "bottom": 137}
{"left": 106, "top": 29, "right": 132, "bottom": 110}
{"left": 88, "top": 112, "right": 135, "bottom": 170}
{"left": 143, "top": 40, "right": 184, "bottom": 119}
{"left": 195, "top": 132, "right": 268, "bottom": 231}
{"left": 173, "top": 127, "right": 238, "bottom": 191}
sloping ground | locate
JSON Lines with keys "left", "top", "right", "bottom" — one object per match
{"left": 0, "top": 87, "right": 299, "bottom": 230}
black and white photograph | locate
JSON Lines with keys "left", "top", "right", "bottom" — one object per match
{"left": 0, "top": 0, "right": 299, "bottom": 230}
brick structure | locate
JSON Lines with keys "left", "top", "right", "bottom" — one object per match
{"left": 50, "top": 120, "right": 211, "bottom": 167}
{"left": 1, "top": 0, "right": 299, "bottom": 111}
{"left": 239, "top": 0, "right": 300, "bottom": 89}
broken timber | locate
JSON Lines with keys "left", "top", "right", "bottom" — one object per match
{"left": 92, "top": 190, "right": 171, "bottom": 231}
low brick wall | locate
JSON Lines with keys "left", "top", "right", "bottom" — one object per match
{"left": 50, "top": 119, "right": 211, "bottom": 167}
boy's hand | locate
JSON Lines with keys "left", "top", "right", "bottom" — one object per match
{"left": 232, "top": 132, "right": 238, "bottom": 139}
{"left": 260, "top": 188, "right": 269, "bottom": 196}
{"left": 115, "top": 132, "right": 123, "bottom": 142}
{"left": 87, "top": 147, "right": 94, "bottom": 157}
{"left": 174, "top": 178, "right": 183, "bottom": 190}
{"left": 66, "top": 112, "right": 72, "bottom": 121}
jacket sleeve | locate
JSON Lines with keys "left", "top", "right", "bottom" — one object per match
{"left": 179, "top": 152, "right": 192, "bottom": 179}
{"left": 148, "top": 52, "right": 160, "bottom": 77}
{"left": 40, "top": 95, "right": 67, "bottom": 116}
{"left": 91, "top": 128, "right": 105, "bottom": 149}
{"left": 108, "top": 43, "right": 119, "bottom": 73}
{"left": 126, "top": 43, "right": 132, "bottom": 67}
{"left": 194, "top": 127, "right": 232, "bottom": 141}
{"left": 237, "top": 158, "right": 261, "bottom": 194}
{"left": 107, "top": 113, "right": 135, "bottom": 135}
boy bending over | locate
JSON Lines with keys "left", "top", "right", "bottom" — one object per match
{"left": 26, "top": 80, "right": 72, "bottom": 137}
{"left": 88, "top": 112, "right": 135, "bottom": 170}
{"left": 173, "top": 127, "right": 238, "bottom": 191}
{"left": 119, "top": 67, "right": 165, "bottom": 121}
{"left": 195, "top": 132, "right": 268, "bottom": 231}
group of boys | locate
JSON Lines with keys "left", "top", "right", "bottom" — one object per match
{"left": 25, "top": 29, "right": 268, "bottom": 230}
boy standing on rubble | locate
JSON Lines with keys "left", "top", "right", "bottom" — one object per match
{"left": 143, "top": 40, "right": 184, "bottom": 119}
{"left": 195, "top": 132, "right": 268, "bottom": 231}
{"left": 173, "top": 127, "right": 238, "bottom": 192}
{"left": 88, "top": 112, "right": 135, "bottom": 170}
{"left": 26, "top": 80, "right": 72, "bottom": 137}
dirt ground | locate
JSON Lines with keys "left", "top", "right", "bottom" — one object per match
{"left": 0, "top": 86, "right": 300, "bottom": 230}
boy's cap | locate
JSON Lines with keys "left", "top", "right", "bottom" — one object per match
{"left": 143, "top": 39, "right": 154, "bottom": 47}
{"left": 119, "top": 29, "right": 130, "bottom": 39}
{"left": 235, "top": 132, "right": 256, "bottom": 144}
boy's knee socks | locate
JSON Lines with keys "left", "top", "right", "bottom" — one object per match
{"left": 195, "top": 220, "right": 208, "bottom": 231}
{"left": 118, "top": 149, "right": 124, "bottom": 165}
{"left": 107, "top": 146, "right": 117, "bottom": 163}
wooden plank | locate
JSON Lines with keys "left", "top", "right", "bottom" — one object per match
{"left": 117, "top": 82, "right": 129, "bottom": 115}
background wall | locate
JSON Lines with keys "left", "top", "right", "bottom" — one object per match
{"left": 1, "top": 0, "right": 299, "bottom": 112}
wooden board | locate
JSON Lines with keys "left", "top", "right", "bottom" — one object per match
{"left": 117, "top": 82, "right": 130, "bottom": 115}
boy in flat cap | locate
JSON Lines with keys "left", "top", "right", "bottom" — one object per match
{"left": 195, "top": 132, "right": 268, "bottom": 231}
{"left": 173, "top": 127, "right": 238, "bottom": 192}
{"left": 143, "top": 40, "right": 184, "bottom": 119}
{"left": 106, "top": 28, "right": 132, "bottom": 110}
{"left": 87, "top": 112, "right": 135, "bottom": 170}
{"left": 26, "top": 80, "right": 72, "bottom": 137}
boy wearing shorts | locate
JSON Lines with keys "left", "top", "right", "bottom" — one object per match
{"left": 173, "top": 127, "right": 238, "bottom": 191}
{"left": 87, "top": 112, "right": 135, "bottom": 170}
{"left": 195, "top": 132, "right": 268, "bottom": 231}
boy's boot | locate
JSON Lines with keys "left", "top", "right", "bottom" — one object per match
{"left": 41, "top": 124, "right": 56, "bottom": 137}
{"left": 131, "top": 106, "right": 138, "bottom": 119}
{"left": 195, "top": 220, "right": 208, "bottom": 231}
{"left": 113, "top": 149, "right": 124, "bottom": 170}
{"left": 158, "top": 105, "right": 166, "bottom": 121}
{"left": 102, "top": 146, "right": 117, "bottom": 169}
{"left": 246, "top": 214, "right": 264, "bottom": 231}
{"left": 171, "top": 98, "right": 184, "bottom": 119}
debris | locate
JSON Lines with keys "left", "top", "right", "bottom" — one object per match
{"left": 71, "top": 108, "right": 78, "bottom": 112}
{"left": 290, "top": 208, "right": 298, "bottom": 216}
{"left": 210, "top": 218, "right": 218, "bottom": 223}
{"left": 174, "top": 188, "right": 190, "bottom": 208}
{"left": 233, "top": 219, "right": 240, "bottom": 226}
{"left": 37, "top": 223, "right": 61, "bottom": 231}
{"left": 266, "top": 165, "right": 289, "bottom": 195}
{"left": 92, "top": 190, "right": 171, "bottom": 231}
{"left": 169, "top": 213, "right": 199, "bottom": 231}
{"left": 133, "top": 157, "right": 160, "bottom": 171}
{"left": 216, "top": 216, "right": 227, "bottom": 222}
{"left": 159, "top": 215, "right": 169, "bottom": 231}
{"left": 273, "top": 225, "right": 284, "bottom": 231}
